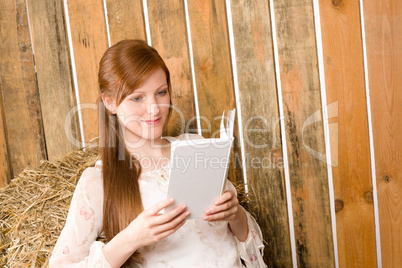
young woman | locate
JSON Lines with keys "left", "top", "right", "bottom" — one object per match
{"left": 50, "top": 40, "right": 266, "bottom": 267}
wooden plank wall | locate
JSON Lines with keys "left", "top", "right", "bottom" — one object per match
{"left": 363, "top": 0, "right": 402, "bottom": 267}
{"left": 0, "top": 0, "right": 400, "bottom": 266}
{"left": 26, "top": 0, "right": 81, "bottom": 163}
{"left": 318, "top": 0, "right": 377, "bottom": 266}
{"left": 230, "top": 1, "right": 292, "bottom": 266}
{"left": 0, "top": 0, "right": 46, "bottom": 186}
{"left": 274, "top": 0, "right": 334, "bottom": 266}
{"left": 147, "top": 0, "right": 197, "bottom": 136}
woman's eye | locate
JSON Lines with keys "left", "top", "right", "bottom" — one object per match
{"left": 157, "top": 90, "right": 168, "bottom": 96}
{"left": 131, "top": 97, "right": 142, "bottom": 102}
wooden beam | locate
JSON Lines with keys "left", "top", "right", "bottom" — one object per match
{"left": 230, "top": 0, "right": 292, "bottom": 266}
{"left": 186, "top": 0, "right": 236, "bottom": 137}
{"left": 273, "top": 0, "right": 335, "bottom": 266}
{"left": 319, "top": 0, "right": 377, "bottom": 266}
{"left": 66, "top": 0, "right": 109, "bottom": 143}
{"left": 363, "top": 0, "right": 402, "bottom": 266}
{"left": 187, "top": 0, "right": 244, "bottom": 186}
{"left": 0, "top": 0, "right": 46, "bottom": 178}
{"left": 147, "top": 0, "right": 197, "bottom": 136}
{"left": 0, "top": 76, "right": 12, "bottom": 187}
{"left": 27, "top": 0, "right": 81, "bottom": 161}
{"left": 106, "top": 0, "right": 146, "bottom": 45}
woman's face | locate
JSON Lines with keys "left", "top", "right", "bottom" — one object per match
{"left": 114, "top": 67, "right": 170, "bottom": 148}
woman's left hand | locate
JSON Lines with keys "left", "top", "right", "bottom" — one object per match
{"left": 203, "top": 190, "right": 241, "bottom": 222}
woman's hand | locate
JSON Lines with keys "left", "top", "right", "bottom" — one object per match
{"left": 203, "top": 190, "right": 248, "bottom": 242}
{"left": 203, "top": 190, "right": 241, "bottom": 222}
{"left": 126, "top": 198, "right": 190, "bottom": 249}
{"left": 103, "top": 198, "right": 189, "bottom": 267}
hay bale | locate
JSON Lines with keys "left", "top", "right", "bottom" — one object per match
{"left": 0, "top": 137, "right": 252, "bottom": 267}
{"left": 0, "top": 139, "right": 100, "bottom": 267}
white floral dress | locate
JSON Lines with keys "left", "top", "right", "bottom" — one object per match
{"left": 49, "top": 136, "right": 266, "bottom": 268}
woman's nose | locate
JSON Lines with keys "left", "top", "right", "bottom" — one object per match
{"left": 147, "top": 97, "right": 160, "bottom": 115}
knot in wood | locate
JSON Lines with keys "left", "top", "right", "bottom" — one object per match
{"left": 364, "top": 191, "right": 373, "bottom": 204}
{"left": 383, "top": 174, "right": 391, "bottom": 183}
{"left": 335, "top": 199, "right": 344, "bottom": 213}
{"left": 332, "top": 0, "right": 343, "bottom": 7}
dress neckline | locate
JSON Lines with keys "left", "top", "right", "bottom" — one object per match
{"left": 140, "top": 136, "right": 175, "bottom": 174}
{"left": 95, "top": 136, "right": 177, "bottom": 176}
{"left": 141, "top": 164, "right": 170, "bottom": 181}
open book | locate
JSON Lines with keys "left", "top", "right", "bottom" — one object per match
{"left": 165, "top": 109, "right": 236, "bottom": 219}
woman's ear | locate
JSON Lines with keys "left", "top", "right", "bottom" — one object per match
{"left": 102, "top": 94, "right": 117, "bottom": 114}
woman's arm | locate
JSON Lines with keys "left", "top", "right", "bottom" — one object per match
{"left": 203, "top": 181, "right": 267, "bottom": 267}
{"left": 50, "top": 168, "right": 190, "bottom": 267}
{"left": 102, "top": 198, "right": 189, "bottom": 267}
{"left": 49, "top": 168, "right": 109, "bottom": 267}
{"left": 228, "top": 204, "right": 248, "bottom": 242}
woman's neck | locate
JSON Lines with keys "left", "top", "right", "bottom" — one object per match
{"left": 124, "top": 136, "right": 171, "bottom": 172}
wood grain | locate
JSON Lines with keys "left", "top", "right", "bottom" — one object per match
{"left": 0, "top": 77, "right": 11, "bottom": 187}
{"left": 67, "top": 0, "right": 109, "bottom": 143}
{"left": 187, "top": 0, "right": 235, "bottom": 137}
{"left": 106, "top": 0, "right": 146, "bottom": 45}
{"left": 147, "top": 0, "right": 197, "bottom": 136}
{"left": 0, "top": 0, "right": 46, "bottom": 178}
{"left": 27, "top": 0, "right": 81, "bottom": 161}
{"left": 230, "top": 0, "right": 292, "bottom": 266}
{"left": 319, "top": 0, "right": 377, "bottom": 267}
{"left": 363, "top": 0, "right": 402, "bottom": 266}
{"left": 273, "top": 0, "right": 335, "bottom": 266}
{"left": 187, "top": 0, "right": 244, "bottom": 188}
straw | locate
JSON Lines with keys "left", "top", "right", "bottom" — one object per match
{"left": 0, "top": 138, "right": 99, "bottom": 267}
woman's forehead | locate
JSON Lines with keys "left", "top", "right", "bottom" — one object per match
{"left": 130, "top": 68, "right": 168, "bottom": 93}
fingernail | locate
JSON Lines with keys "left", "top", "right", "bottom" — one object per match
{"left": 204, "top": 216, "right": 209, "bottom": 220}
{"left": 170, "top": 198, "right": 174, "bottom": 202}
{"left": 181, "top": 204, "right": 187, "bottom": 209}
{"left": 205, "top": 209, "right": 210, "bottom": 214}
{"left": 185, "top": 211, "right": 190, "bottom": 216}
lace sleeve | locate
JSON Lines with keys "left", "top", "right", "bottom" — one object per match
{"left": 225, "top": 181, "right": 267, "bottom": 268}
{"left": 49, "top": 167, "right": 112, "bottom": 268}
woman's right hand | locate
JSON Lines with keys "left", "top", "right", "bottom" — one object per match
{"left": 102, "top": 198, "right": 189, "bottom": 267}
{"left": 125, "top": 198, "right": 190, "bottom": 249}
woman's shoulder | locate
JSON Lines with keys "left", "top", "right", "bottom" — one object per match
{"left": 75, "top": 166, "right": 103, "bottom": 193}
{"left": 80, "top": 165, "right": 102, "bottom": 179}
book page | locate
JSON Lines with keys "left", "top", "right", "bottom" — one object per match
{"left": 165, "top": 139, "right": 233, "bottom": 219}
{"left": 165, "top": 109, "right": 235, "bottom": 219}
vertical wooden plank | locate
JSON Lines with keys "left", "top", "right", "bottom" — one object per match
{"left": 187, "top": 0, "right": 235, "bottom": 137}
{"left": 27, "top": 0, "right": 82, "bottom": 161}
{"left": 363, "top": 0, "right": 402, "bottom": 266}
{"left": 319, "top": 0, "right": 377, "bottom": 267}
{"left": 187, "top": 0, "right": 244, "bottom": 188}
{"left": 0, "top": 0, "right": 46, "bottom": 176}
{"left": 0, "top": 78, "right": 12, "bottom": 187}
{"left": 147, "top": 0, "right": 197, "bottom": 136}
{"left": 230, "top": 0, "right": 292, "bottom": 266}
{"left": 106, "top": 0, "right": 146, "bottom": 44}
{"left": 67, "top": 0, "right": 109, "bottom": 142}
{"left": 273, "top": 0, "right": 335, "bottom": 266}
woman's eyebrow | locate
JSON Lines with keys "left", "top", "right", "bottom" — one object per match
{"left": 154, "top": 84, "right": 168, "bottom": 90}
{"left": 129, "top": 84, "right": 168, "bottom": 95}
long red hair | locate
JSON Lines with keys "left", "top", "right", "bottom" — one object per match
{"left": 98, "top": 39, "right": 171, "bottom": 266}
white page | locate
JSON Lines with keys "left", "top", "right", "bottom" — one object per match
{"left": 165, "top": 139, "right": 233, "bottom": 219}
{"left": 165, "top": 110, "right": 235, "bottom": 219}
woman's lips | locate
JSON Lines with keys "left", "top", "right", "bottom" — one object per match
{"left": 142, "top": 117, "right": 161, "bottom": 125}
